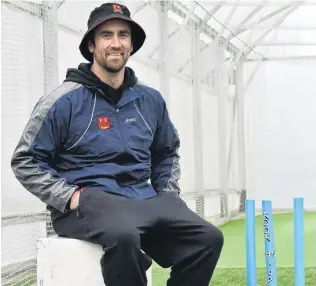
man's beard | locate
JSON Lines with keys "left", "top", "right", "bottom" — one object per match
{"left": 96, "top": 53, "right": 129, "bottom": 73}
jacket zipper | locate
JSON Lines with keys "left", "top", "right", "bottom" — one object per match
{"left": 97, "top": 88, "right": 127, "bottom": 153}
{"left": 115, "top": 107, "right": 127, "bottom": 152}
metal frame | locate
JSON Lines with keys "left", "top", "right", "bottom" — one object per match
{"left": 243, "top": 4, "right": 303, "bottom": 58}
{"left": 236, "top": 25, "right": 316, "bottom": 30}
{"left": 201, "top": 4, "right": 238, "bottom": 83}
{"left": 247, "top": 55, "right": 316, "bottom": 61}
{"left": 235, "top": 59, "right": 247, "bottom": 212}
{"left": 229, "top": 5, "right": 292, "bottom": 40}
{"left": 257, "top": 41, "right": 316, "bottom": 46}
{"left": 163, "top": 2, "right": 198, "bottom": 62}
{"left": 157, "top": 0, "right": 170, "bottom": 105}
{"left": 193, "top": 1, "right": 316, "bottom": 6}
{"left": 42, "top": 1, "right": 60, "bottom": 95}
{"left": 4, "top": 0, "right": 315, "bottom": 66}
{"left": 215, "top": 45, "right": 229, "bottom": 218}
{"left": 227, "top": 5, "right": 264, "bottom": 40}
{"left": 148, "top": 1, "right": 241, "bottom": 75}
{"left": 192, "top": 21, "right": 205, "bottom": 217}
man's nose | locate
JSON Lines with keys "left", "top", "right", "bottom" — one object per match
{"left": 110, "top": 35, "right": 120, "bottom": 48}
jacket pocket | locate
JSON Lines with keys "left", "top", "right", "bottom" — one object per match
{"left": 75, "top": 188, "right": 88, "bottom": 218}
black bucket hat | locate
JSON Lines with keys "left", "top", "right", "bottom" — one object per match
{"left": 79, "top": 2, "right": 146, "bottom": 62}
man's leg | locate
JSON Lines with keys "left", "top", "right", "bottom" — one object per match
{"left": 142, "top": 192, "right": 224, "bottom": 286}
{"left": 51, "top": 189, "right": 152, "bottom": 286}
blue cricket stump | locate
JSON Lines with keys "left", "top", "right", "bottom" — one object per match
{"left": 245, "top": 198, "right": 305, "bottom": 286}
{"left": 245, "top": 199, "right": 257, "bottom": 286}
{"left": 262, "top": 200, "right": 277, "bottom": 286}
{"left": 294, "top": 197, "right": 305, "bottom": 286}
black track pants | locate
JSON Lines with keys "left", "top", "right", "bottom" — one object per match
{"left": 51, "top": 190, "right": 224, "bottom": 286}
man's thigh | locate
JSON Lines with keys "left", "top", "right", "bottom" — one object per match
{"left": 51, "top": 189, "right": 157, "bottom": 245}
{"left": 51, "top": 188, "right": 94, "bottom": 242}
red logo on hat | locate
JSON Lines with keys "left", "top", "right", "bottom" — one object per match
{"left": 98, "top": 117, "right": 111, "bottom": 129}
{"left": 112, "top": 4, "right": 123, "bottom": 13}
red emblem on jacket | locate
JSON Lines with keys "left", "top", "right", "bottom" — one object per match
{"left": 98, "top": 117, "right": 111, "bottom": 129}
{"left": 112, "top": 4, "right": 122, "bottom": 13}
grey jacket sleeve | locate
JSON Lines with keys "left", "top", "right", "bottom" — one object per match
{"left": 11, "top": 83, "right": 81, "bottom": 213}
{"left": 150, "top": 95, "right": 181, "bottom": 195}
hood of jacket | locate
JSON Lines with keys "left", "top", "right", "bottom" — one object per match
{"left": 64, "top": 63, "right": 138, "bottom": 104}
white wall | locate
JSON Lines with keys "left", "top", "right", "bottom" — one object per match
{"left": 1, "top": 3, "right": 45, "bottom": 215}
{"left": 244, "top": 60, "right": 316, "bottom": 210}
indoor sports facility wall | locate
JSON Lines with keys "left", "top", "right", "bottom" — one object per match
{"left": 2, "top": 1, "right": 315, "bottom": 285}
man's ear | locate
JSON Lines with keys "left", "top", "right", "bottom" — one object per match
{"left": 88, "top": 41, "right": 95, "bottom": 53}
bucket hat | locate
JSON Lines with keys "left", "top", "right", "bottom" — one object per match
{"left": 79, "top": 2, "right": 146, "bottom": 62}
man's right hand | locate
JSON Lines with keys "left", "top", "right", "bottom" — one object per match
{"left": 70, "top": 190, "right": 80, "bottom": 210}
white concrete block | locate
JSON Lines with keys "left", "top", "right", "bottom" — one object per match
{"left": 37, "top": 236, "right": 152, "bottom": 286}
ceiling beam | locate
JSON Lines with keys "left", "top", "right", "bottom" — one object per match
{"left": 236, "top": 25, "right": 316, "bottom": 30}
{"left": 163, "top": 2, "right": 198, "bottom": 62}
{"left": 246, "top": 55, "right": 316, "bottom": 61}
{"left": 227, "top": 5, "right": 264, "bottom": 40}
{"left": 257, "top": 41, "right": 316, "bottom": 46}
{"left": 56, "top": 1, "right": 65, "bottom": 9}
{"left": 202, "top": 4, "right": 238, "bottom": 82}
{"left": 173, "top": 2, "right": 240, "bottom": 56}
{"left": 244, "top": 4, "right": 304, "bottom": 57}
{"left": 192, "top": 1, "right": 316, "bottom": 6}
{"left": 175, "top": 2, "right": 241, "bottom": 73}
{"left": 229, "top": 5, "right": 292, "bottom": 40}
{"left": 214, "top": 4, "right": 238, "bottom": 43}
{"left": 2, "top": 0, "right": 41, "bottom": 17}
{"left": 131, "top": 1, "right": 151, "bottom": 17}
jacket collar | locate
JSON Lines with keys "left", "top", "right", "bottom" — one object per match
{"left": 94, "top": 86, "right": 143, "bottom": 108}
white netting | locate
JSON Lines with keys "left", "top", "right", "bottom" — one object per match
{"left": 4, "top": 1, "right": 315, "bottom": 285}
{"left": 1, "top": 2, "right": 58, "bottom": 285}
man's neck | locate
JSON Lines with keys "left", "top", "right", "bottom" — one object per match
{"left": 91, "top": 64, "right": 124, "bottom": 89}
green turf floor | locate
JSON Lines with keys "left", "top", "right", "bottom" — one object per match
{"left": 152, "top": 212, "right": 316, "bottom": 286}
{"left": 217, "top": 212, "right": 316, "bottom": 268}
{"left": 4, "top": 212, "right": 315, "bottom": 286}
{"left": 152, "top": 265, "right": 316, "bottom": 286}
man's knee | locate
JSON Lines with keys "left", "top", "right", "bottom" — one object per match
{"left": 201, "top": 224, "right": 224, "bottom": 251}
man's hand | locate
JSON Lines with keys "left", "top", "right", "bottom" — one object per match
{"left": 70, "top": 190, "right": 80, "bottom": 210}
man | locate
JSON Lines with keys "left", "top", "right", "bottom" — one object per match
{"left": 11, "top": 3, "right": 223, "bottom": 286}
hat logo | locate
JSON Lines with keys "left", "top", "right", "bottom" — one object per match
{"left": 112, "top": 4, "right": 123, "bottom": 13}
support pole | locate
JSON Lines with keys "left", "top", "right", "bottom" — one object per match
{"left": 236, "top": 59, "right": 247, "bottom": 212}
{"left": 216, "top": 46, "right": 229, "bottom": 218}
{"left": 158, "top": 0, "right": 170, "bottom": 106}
{"left": 42, "top": 2, "right": 59, "bottom": 95}
{"left": 192, "top": 22, "right": 205, "bottom": 217}
{"left": 42, "top": 2, "right": 59, "bottom": 237}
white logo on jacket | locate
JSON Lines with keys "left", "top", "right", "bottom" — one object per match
{"left": 125, "top": 118, "right": 136, "bottom": 123}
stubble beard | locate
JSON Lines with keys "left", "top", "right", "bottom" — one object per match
{"left": 96, "top": 53, "right": 130, "bottom": 73}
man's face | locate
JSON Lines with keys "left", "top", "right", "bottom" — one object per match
{"left": 88, "top": 19, "right": 133, "bottom": 73}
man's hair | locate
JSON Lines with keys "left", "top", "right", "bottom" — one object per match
{"left": 87, "top": 31, "right": 96, "bottom": 47}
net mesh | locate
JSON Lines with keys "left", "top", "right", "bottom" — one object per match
{"left": 1, "top": 2, "right": 58, "bottom": 285}
{"left": 2, "top": 1, "right": 252, "bottom": 284}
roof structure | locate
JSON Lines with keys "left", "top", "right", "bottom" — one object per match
{"left": 52, "top": 0, "right": 316, "bottom": 83}
{"left": 56, "top": 0, "right": 316, "bottom": 59}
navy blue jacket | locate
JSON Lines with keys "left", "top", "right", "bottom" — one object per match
{"left": 11, "top": 66, "right": 181, "bottom": 213}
